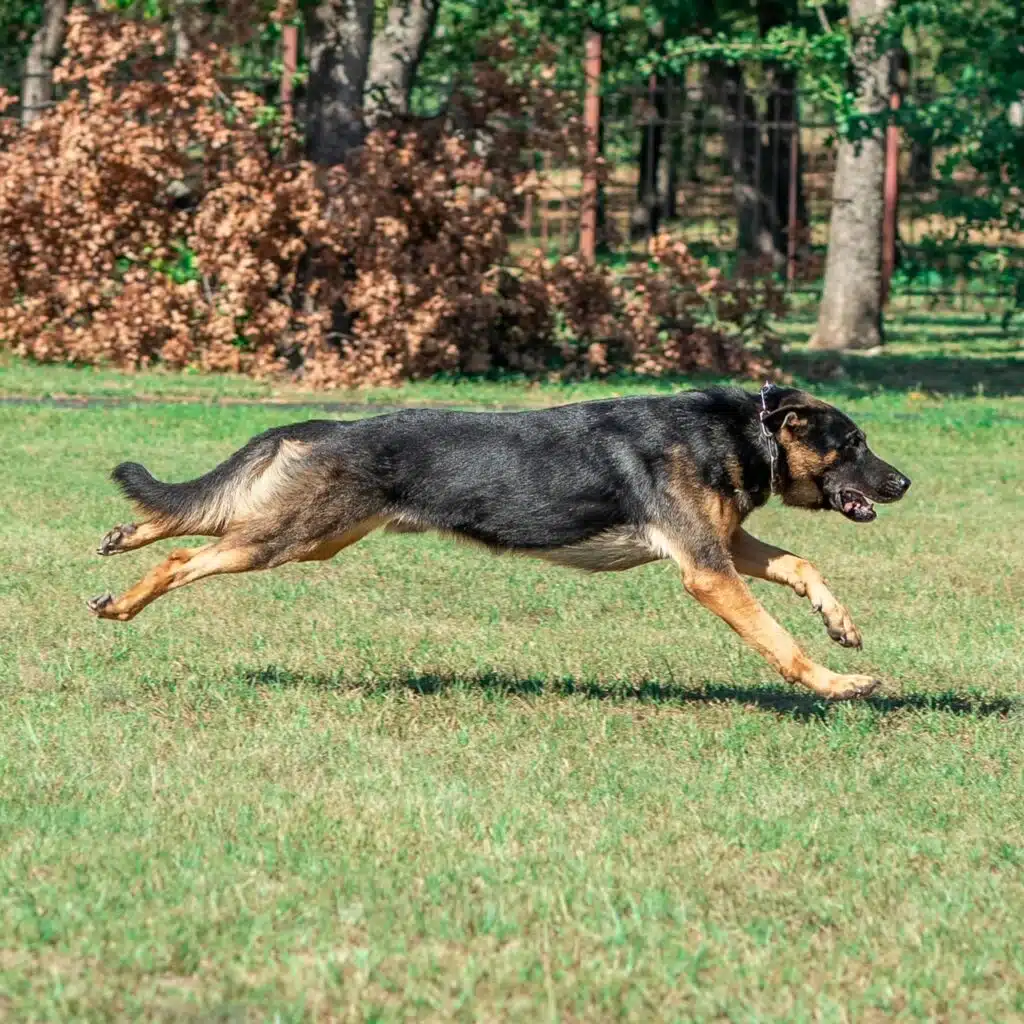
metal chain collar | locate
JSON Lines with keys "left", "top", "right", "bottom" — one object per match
{"left": 759, "top": 381, "right": 780, "bottom": 495}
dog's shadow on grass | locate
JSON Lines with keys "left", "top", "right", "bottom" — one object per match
{"left": 239, "top": 667, "right": 1018, "bottom": 723}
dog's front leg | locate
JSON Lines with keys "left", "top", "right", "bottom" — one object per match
{"left": 681, "top": 563, "right": 878, "bottom": 700}
{"left": 730, "top": 528, "right": 862, "bottom": 649}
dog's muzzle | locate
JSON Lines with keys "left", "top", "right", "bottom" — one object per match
{"left": 829, "top": 472, "right": 910, "bottom": 523}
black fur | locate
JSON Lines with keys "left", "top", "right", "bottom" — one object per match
{"left": 347, "top": 397, "right": 705, "bottom": 549}
{"left": 113, "top": 386, "right": 910, "bottom": 559}
{"left": 94, "top": 386, "right": 912, "bottom": 700}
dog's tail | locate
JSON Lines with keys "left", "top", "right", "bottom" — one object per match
{"left": 111, "top": 432, "right": 309, "bottom": 535}
{"left": 110, "top": 460, "right": 235, "bottom": 535}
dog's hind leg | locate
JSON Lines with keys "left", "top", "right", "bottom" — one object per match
{"left": 97, "top": 520, "right": 192, "bottom": 556}
{"left": 730, "top": 529, "right": 862, "bottom": 649}
{"left": 87, "top": 516, "right": 385, "bottom": 621}
{"left": 87, "top": 539, "right": 270, "bottom": 621}
{"left": 681, "top": 564, "right": 879, "bottom": 701}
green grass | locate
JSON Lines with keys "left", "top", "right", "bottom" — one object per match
{"left": 1, "top": 375, "right": 1023, "bottom": 1018}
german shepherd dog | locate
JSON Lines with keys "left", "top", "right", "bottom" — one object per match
{"left": 88, "top": 385, "right": 910, "bottom": 700}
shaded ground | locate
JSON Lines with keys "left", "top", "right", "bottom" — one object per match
{"left": 2, "top": 312, "right": 1021, "bottom": 408}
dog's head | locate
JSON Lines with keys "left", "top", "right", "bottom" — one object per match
{"left": 760, "top": 388, "right": 911, "bottom": 522}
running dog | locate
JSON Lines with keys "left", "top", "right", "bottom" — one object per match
{"left": 88, "top": 385, "right": 911, "bottom": 700}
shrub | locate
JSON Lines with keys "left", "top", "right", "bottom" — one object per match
{"left": 0, "top": 11, "right": 778, "bottom": 386}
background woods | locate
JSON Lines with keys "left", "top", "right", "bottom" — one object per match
{"left": 0, "top": 0, "right": 1021, "bottom": 386}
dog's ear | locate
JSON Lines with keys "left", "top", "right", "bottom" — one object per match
{"left": 761, "top": 404, "right": 814, "bottom": 437}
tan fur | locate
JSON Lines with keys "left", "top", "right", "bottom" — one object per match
{"left": 701, "top": 490, "right": 742, "bottom": 544}
{"left": 384, "top": 520, "right": 430, "bottom": 535}
{"left": 664, "top": 447, "right": 744, "bottom": 546}
{"left": 97, "top": 520, "right": 176, "bottom": 555}
{"left": 782, "top": 478, "right": 824, "bottom": 508}
{"left": 536, "top": 526, "right": 666, "bottom": 572}
{"left": 88, "top": 543, "right": 261, "bottom": 621}
{"left": 608, "top": 525, "right": 876, "bottom": 701}
{"left": 219, "top": 439, "right": 311, "bottom": 531}
{"left": 297, "top": 517, "right": 387, "bottom": 562}
{"left": 725, "top": 454, "right": 744, "bottom": 493}
{"left": 129, "top": 439, "right": 313, "bottom": 536}
{"left": 91, "top": 513, "right": 393, "bottom": 620}
{"left": 731, "top": 528, "right": 862, "bottom": 648}
{"left": 782, "top": 439, "right": 824, "bottom": 479}
{"left": 385, "top": 519, "right": 668, "bottom": 573}
{"left": 666, "top": 444, "right": 699, "bottom": 490}
{"left": 780, "top": 439, "right": 837, "bottom": 481}
{"left": 680, "top": 567, "right": 876, "bottom": 701}
{"left": 104, "top": 440, "right": 317, "bottom": 554}
{"left": 777, "top": 441, "right": 840, "bottom": 508}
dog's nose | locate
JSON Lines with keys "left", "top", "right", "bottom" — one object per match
{"left": 892, "top": 473, "right": 911, "bottom": 496}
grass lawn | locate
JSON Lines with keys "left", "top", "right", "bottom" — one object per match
{"left": 1, "top": 353, "right": 1023, "bottom": 1019}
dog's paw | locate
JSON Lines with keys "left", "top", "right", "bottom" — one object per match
{"left": 97, "top": 523, "right": 136, "bottom": 556}
{"left": 823, "top": 607, "right": 862, "bottom": 649}
{"left": 811, "top": 595, "right": 863, "bottom": 649}
{"left": 87, "top": 593, "right": 114, "bottom": 617}
{"left": 819, "top": 673, "right": 880, "bottom": 701}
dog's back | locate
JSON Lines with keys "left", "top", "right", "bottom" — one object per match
{"left": 111, "top": 390, "right": 760, "bottom": 554}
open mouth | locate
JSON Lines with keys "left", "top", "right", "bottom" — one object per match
{"left": 835, "top": 488, "right": 876, "bottom": 523}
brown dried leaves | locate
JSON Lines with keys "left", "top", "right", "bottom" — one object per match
{"left": 0, "top": 12, "right": 777, "bottom": 387}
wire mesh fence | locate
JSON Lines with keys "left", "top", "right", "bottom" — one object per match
{"left": 508, "top": 72, "right": 1022, "bottom": 319}
{"left": 3, "top": 33, "right": 1021, "bottom": 322}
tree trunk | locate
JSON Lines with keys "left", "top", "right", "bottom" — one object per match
{"left": 758, "top": 0, "right": 806, "bottom": 266}
{"left": 305, "top": 0, "right": 376, "bottom": 166}
{"left": 899, "top": 50, "right": 933, "bottom": 187}
{"left": 683, "top": 78, "right": 707, "bottom": 184}
{"left": 717, "top": 63, "right": 772, "bottom": 260}
{"left": 908, "top": 134, "right": 933, "bottom": 187}
{"left": 21, "top": 0, "right": 68, "bottom": 126}
{"left": 364, "top": 0, "right": 440, "bottom": 124}
{"left": 663, "top": 77, "right": 684, "bottom": 218}
{"left": 710, "top": 1, "right": 807, "bottom": 267}
{"left": 171, "top": 1, "right": 192, "bottom": 63}
{"left": 595, "top": 111, "right": 609, "bottom": 251}
{"left": 811, "top": 0, "right": 894, "bottom": 351}
{"left": 630, "top": 23, "right": 667, "bottom": 242}
{"left": 631, "top": 77, "right": 666, "bottom": 240}
{"left": 760, "top": 63, "right": 806, "bottom": 264}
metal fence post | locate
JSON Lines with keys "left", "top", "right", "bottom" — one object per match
{"left": 580, "top": 28, "right": 602, "bottom": 265}
{"left": 786, "top": 98, "right": 800, "bottom": 286}
{"left": 280, "top": 24, "right": 298, "bottom": 124}
{"left": 881, "top": 86, "right": 900, "bottom": 306}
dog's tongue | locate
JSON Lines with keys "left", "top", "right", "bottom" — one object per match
{"left": 842, "top": 493, "right": 876, "bottom": 522}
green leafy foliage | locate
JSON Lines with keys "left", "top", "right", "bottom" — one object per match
{"left": 2, "top": 0, "right": 1019, "bottom": 306}
{"left": 0, "top": 0, "right": 42, "bottom": 91}
{"left": 648, "top": 0, "right": 1022, "bottom": 264}
{"left": 891, "top": 1, "right": 1023, "bottom": 235}
{"left": 416, "top": 0, "right": 746, "bottom": 101}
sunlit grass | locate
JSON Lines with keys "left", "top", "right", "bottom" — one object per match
{"left": 0, "top": 381, "right": 1021, "bottom": 1019}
